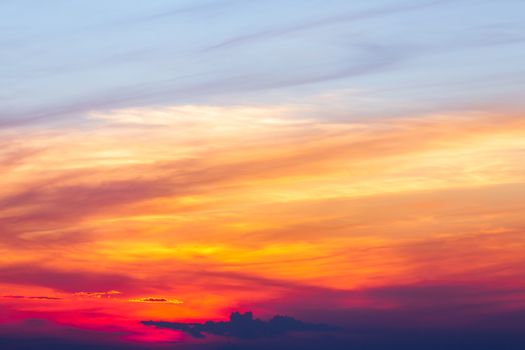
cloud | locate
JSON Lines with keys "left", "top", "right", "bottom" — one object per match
{"left": 142, "top": 311, "right": 340, "bottom": 339}
{"left": 0, "top": 46, "right": 399, "bottom": 128}
{"left": 134, "top": 0, "right": 240, "bottom": 22}
{"left": 128, "top": 297, "right": 183, "bottom": 304}
{"left": 205, "top": 0, "right": 447, "bottom": 50}
{"left": 2, "top": 295, "right": 61, "bottom": 300}
{"left": 0, "top": 264, "right": 136, "bottom": 293}
{"left": 74, "top": 290, "right": 122, "bottom": 299}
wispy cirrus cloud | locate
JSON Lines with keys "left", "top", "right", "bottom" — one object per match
{"left": 205, "top": 0, "right": 449, "bottom": 51}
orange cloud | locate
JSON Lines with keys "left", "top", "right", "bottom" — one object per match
{"left": 74, "top": 290, "right": 122, "bottom": 299}
{"left": 128, "top": 297, "right": 183, "bottom": 305}
{"left": 1, "top": 105, "right": 524, "bottom": 337}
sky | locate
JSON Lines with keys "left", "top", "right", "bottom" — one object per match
{"left": 1, "top": 0, "right": 525, "bottom": 349}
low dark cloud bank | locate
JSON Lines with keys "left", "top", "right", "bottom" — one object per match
{"left": 142, "top": 311, "right": 340, "bottom": 339}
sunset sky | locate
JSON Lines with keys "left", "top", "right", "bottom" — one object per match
{"left": 1, "top": 1, "right": 525, "bottom": 349}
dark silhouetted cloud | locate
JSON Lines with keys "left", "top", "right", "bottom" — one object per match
{"left": 142, "top": 311, "right": 340, "bottom": 339}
